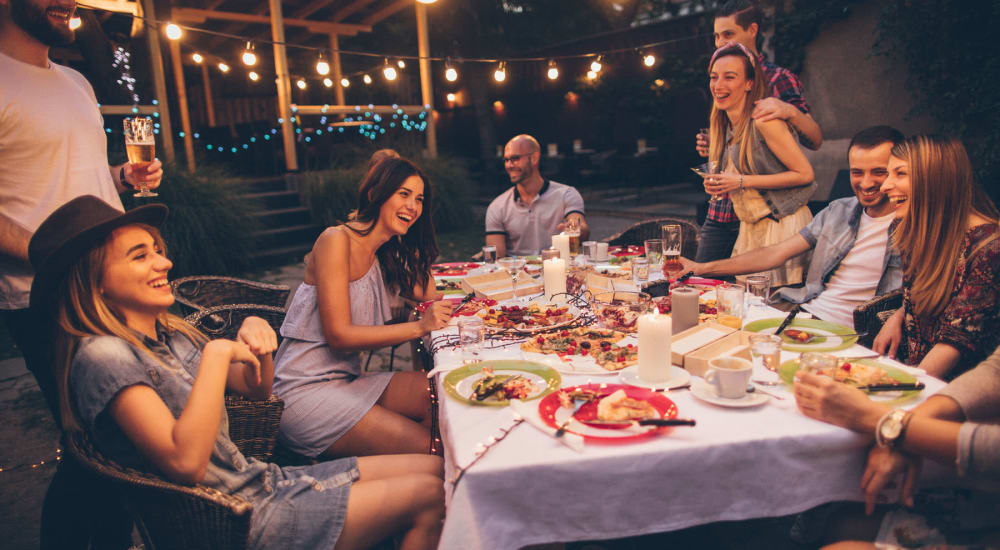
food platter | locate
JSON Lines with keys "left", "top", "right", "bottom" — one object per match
{"left": 742, "top": 317, "right": 858, "bottom": 352}
{"left": 443, "top": 360, "right": 561, "bottom": 406}
{"left": 478, "top": 302, "right": 582, "bottom": 334}
{"left": 537, "top": 384, "right": 678, "bottom": 442}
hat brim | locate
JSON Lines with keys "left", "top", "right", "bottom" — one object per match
{"left": 29, "top": 204, "right": 168, "bottom": 311}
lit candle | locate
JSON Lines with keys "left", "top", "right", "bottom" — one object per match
{"left": 543, "top": 257, "right": 567, "bottom": 302}
{"left": 552, "top": 233, "right": 571, "bottom": 262}
{"left": 670, "top": 285, "right": 700, "bottom": 334}
{"left": 638, "top": 311, "right": 672, "bottom": 382}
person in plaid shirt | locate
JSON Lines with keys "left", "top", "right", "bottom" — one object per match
{"left": 695, "top": 0, "right": 824, "bottom": 263}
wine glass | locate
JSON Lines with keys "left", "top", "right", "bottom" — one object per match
{"left": 691, "top": 160, "right": 721, "bottom": 202}
{"left": 123, "top": 117, "right": 157, "bottom": 197}
{"left": 497, "top": 256, "right": 527, "bottom": 301}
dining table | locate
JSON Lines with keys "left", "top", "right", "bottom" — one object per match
{"left": 426, "top": 262, "right": 946, "bottom": 550}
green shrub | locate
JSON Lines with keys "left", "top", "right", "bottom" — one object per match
{"left": 121, "top": 164, "right": 261, "bottom": 277}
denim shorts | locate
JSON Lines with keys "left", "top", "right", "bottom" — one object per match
{"left": 248, "top": 457, "right": 360, "bottom": 550}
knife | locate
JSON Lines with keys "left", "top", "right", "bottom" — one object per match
{"left": 674, "top": 271, "right": 695, "bottom": 284}
{"left": 774, "top": 304, "right": 801, "bottom": 336}
{"left": 579, "top": 418, "right": 696, "bottom": 427}
{"left": 859, "top": 382, "right": 925, "bottom": 392}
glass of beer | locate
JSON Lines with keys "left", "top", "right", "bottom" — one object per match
{"left": 715, "top": 282, "right": 744, "bottom": 329}
{"left": 563, "top": 217, "right": 581, "bottom": 256}
{"left": 661, "top": 224, "right": 683, "bottom": 278}
{"left": 123, "top": 117, "right": 157, "bottom": 197}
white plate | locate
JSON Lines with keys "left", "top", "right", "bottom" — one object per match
{"left": 619, "top": 365, "right": 691, "bottom": 390}
{"left": 453, "top": 369, "right": 550, "bottom": 401}
{"left": 521, "top": 352, "right": 618, "bottom": 376}
{"left": 690, "top": 378, "right": 769, "bottom": 408}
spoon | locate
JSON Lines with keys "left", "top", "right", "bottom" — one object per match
{"left": 747, "top": 383, "right": 784, "bottom": 400}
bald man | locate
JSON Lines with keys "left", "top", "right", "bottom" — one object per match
{"left": 485, "top": 134, "right": 589, "bottom": 257}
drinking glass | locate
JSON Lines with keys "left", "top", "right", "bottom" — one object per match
{"left": 541, "top": 248, "right": 560, "bottom": 261}
{"left": 563, "top": 218, "right": 581, "bottom": 256}
{"left": 643, "top": 239, "right": 663, "bottom": 269}
{"left": 497, "top": 256, "right": 527, "bottom": 301}
{"left": 661, "top": 224, "right": 683, "bottom": 278}
{"left": 482, "top": 245, "right": 498, "bottom": 266}
{"left": 800, "top": 352, "right": 838, "bottom": 374}
{"left": 715, "top": 282, "right": 744, "bottom": 329}
{"left": 749, "top": 334, "right": 783, "bottom": 385}
{"left": 582, "top": 240, "right": 597, "bottom": 262}
{"left": 458, "top": 316, "right": 485, "bottom": 364}
{"left": 691, "top": 159, "right": 721, "bottom": 202}
{"left": 745, "top": 274, "right": 771, "bottom": 315}
{"left": 123, "top": 117, "right": 157, "bottom": 197}
{"left": 632, "top": 257, "right": 650, "bottom": 283}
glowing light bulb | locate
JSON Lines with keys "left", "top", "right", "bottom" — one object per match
{"left": 587, "top": 70, "right": 597, "bottom": 80}
{"left": 397, "top": 59, "right": 406, "bottom": 69}
{"left": 445, "top": 66, "right": 458, "bottom": 82}
{"left": 218, "top": 62, "right": 230, "bottom": 73}
{"left": 69, "top": 16, "right": 81, "bottom": 30}
{"left": 242, "top": 42, "right": 257, "bottom": 66}
{"left": 493, "top": 63, "right": 506, "bottom": 83}
{"left": 323, "top": 78, "right": 333, "bottom": 87}
{"left": 547, "top": 61, "right": 559, "bottom": 80}
{"left": 363, "top": 74, "right": 372, "bottom": 85}
{"left": 191, "top": 52, "right": 204, "bottom": 64}
{"left": 249, "top": 71, "right": 259, "bottom": 81}
{"left": 447, "top": 92, "right": 456, "bottom": 102}
{"left": 296, "top": 79, "right": 307, "bottom": 90}
{"left": 316, "top": 59, "right": 330, "bottom": 75}
{"left": 643, "top": 54, "right": 656, "bottom": 67}
{"left": 165, "top": 23, "right": 182, "bottom": 40}
{"left": 340, "top": 78, "right": 350, "bottom": 88}
{"left": 383, "top": 66, "right": 397, "bottom": 81}
{"left": 590, "top": 58, "right": 602, "bottom": 73}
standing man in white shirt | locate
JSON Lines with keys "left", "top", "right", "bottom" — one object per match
{"left": 0, "top": 1, "right": 161, "bottom": 547}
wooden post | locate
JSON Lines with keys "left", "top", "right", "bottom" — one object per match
{"left": 415, "top": 2, "right": 437, "bottom": 158}
{"left": 141, "top": 0, "right": 175, "bottom": 163}
{"left": 168, "top": 40, "right": 196, "bottom": 172}
{"left": 270, "top": 0, "right": 298, "bottom": 171}
{"left": 329, "top": 33, "right": 345, "bottom": 106}
{"left": 200, "top": 63, "right": 216, "bottom": 127}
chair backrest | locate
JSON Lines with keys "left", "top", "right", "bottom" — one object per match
{"left": 224, "top": 395, "right": 285, "bottom": 463}
{"left": 64, "top": 431, "right": 253, "bottom": 550}
{"left": 171, "top": 276, "right": 291, "bottom": 315}
{"left": 852, "top": 288, "right": 904, "bottom": 353}
{"left": 186, "top": 304, "right": 287, "bottom": 342}
{"left": 603, "top": 217, "right": 700, "bottom": 259}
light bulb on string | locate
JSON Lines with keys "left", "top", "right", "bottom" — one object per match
{"left": 446, "top": 92, "right": 456, "bottom": 102}
{"left": 296, "top": 78, "right": 307, "bottom": 90}
{"left": 249, "top": 71, "right": 259, "bottom": 82}
{"left": 340, "top": 77, "right": 350, "bottom": 88}
{"left": 164, "top": 23, "right": 182, "bottom": 40}
{"left": 191, "top": 52, "right": 204, "bottom": 64}
{"left": 586, "top": 70, "right": 597, "bottom": 80}
{"left": 397, "top": 59, "right": 406, "bottom": 69}
{"left": 590, "top": 56, "right": 602, "bottom": 73}
{"left": 242, "top": 42, "right": 257, "bottom": 67}
{"left": 316, "top": 52, "right": 330, "bottom": 75}
{"left": 546, "top": 60, "right": 559, "bottom": 80}
{"left": 444, "top": 58, "right": 458, "bottom": 82}
{"left": 363, "top": 74, "right": 373, "bottom": 85}
{"left": 643, "top": 53, "right": 656, "bottom": 67}
{"left": 383, "top": 59, "right": 397, "bottom": 81}
{"left": 218, "top": 62, "right": 230, "bottom": 73}
{"left": 69, "top": 16, "right": 81, "bottom": 30}
{"left": 323, "top": 77, "right": 333, "bottom": 87}
{"left": 493, "top": 62, "right": 506, "bottom": 83}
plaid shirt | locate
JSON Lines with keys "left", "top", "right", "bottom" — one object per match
{"left": 706, "top": 54, "right": 811, "bottom": 223}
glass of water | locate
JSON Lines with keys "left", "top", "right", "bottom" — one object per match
{"left": 482, "top": 245, "right": 498, "bottom": 267}
{"left": 458, "top": 316, "right": 485, "bottom": 364}
{"left": 644, "top": 238, "right": 664, "bottom": 269}
{"left": 745, "top": 274, "right": 771, "bottom": 316}
{"left": 632, "top": 256, "right": 650, "bottom": 283}
{"left": 749, "top": 333, "right": 782, "bottom": 385}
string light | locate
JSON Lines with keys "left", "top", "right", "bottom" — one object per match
{"left": 164, "top": 22, "right": 182, "bottom": 40}
{"left": 241, "top": 41, "right": 257, "bottom": 67}
{"left": 340, "top": 77, "right": 350, "bottom": 87}
{"left": 248, "top": 71, "right": 259, "bottom": 81}
{"left": 323, "top": 77, "right": 333, "bottom": 87}
{"left": 546, "top": 59, "right": 559, "bottom": 80}
{"left": 447, "top": 92, "right": 456, "bottom": 102}
{"left": 112, "top": 46, "right": 140, "bottom": 104}
{"left": 191, "top": 52, "right": 203, "bottom": 64}
{"left": 69, "top": 16, "right": 81, "bottom": 30}
{"left": 315, "top": 52, "right": 330, "bottom": 75}
{"left": 493, "top": 62, "right": 506, "bottom": 83}
{"left": 383, "top": 59, "right": 397, "bottom": 81}
{"left": 445, "top": 59, "right": 458, "bottom": 82}
{"left": 643, "top": 53, "right": 656, "bottom": 67}
{"left": 363, "top": 74, "right": 373, "bottom": 85}
{"left": 218, "top": 62, "right": 230, "bottom": 73}
{"left": 296, "top": 78, "right": 307, "bottom": 90}
{"left": 0, "top": 447, "right": 61, "bottom": 474}
{"left": 587, "top": 70, "right": 597, "bottom": 80}
{"left": 397, "top": 59, "right": 406, "bottom": 69}
{"left": 590, "top": 56, "right": 603, "bottom": 73}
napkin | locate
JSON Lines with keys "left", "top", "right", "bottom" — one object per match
{"left": 509, "top": 399, "right": 585, "bottom": 452}
{"left": 426, "top": 349, "right": 463, "bottom": 378}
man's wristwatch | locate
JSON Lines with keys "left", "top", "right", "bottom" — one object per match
{"left": 876, "top": 409, "right": 912, "bottom": 449}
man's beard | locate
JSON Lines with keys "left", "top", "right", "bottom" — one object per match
{"left": 9, "top": 0, "right": 75, "bottom": 47}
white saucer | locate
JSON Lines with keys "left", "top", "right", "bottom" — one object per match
{"left": 690, "top": 378, "right": 769, "bottom": 408}
{"left": 619, "top": 365, "right": 691, "bottom": 390}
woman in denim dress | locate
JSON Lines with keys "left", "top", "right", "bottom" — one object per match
{"left": 29, "top": 196, "right": 444, "bottom": 550}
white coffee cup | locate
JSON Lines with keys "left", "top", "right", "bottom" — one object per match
{"left": 595, "top": 242, "right": 609, "bottom": 262}
{"left": 704, "top": 356, "right": 752, "bottom": 399}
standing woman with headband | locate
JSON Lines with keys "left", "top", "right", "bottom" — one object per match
{"left": 702, "top": 42, "right": 816, "bottom": 287}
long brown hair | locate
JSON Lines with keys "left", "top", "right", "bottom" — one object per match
{"left": 53, "top": 224, "right": 206, "bottom": 430}
{"left": 348, "top": 157, "right": 438, "bottom": 296}
{"left": 707, "top": 43, "right": 770, "bottom": 175}
{"left": 890, "top": 135, "right": 1000, "bottom": 317}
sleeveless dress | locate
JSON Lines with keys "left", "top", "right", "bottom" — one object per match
{"left": 725, "top": 124, "right": 814, "bottom": 287}
{"left": 273, "top": 260, "right": 394, "bottom": 457}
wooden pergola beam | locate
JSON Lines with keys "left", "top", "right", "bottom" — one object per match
{"left": 291, "top": 0, "right": 337, "bottom": 20}
{"left": 78, "top": 0, "right": 137, "bottom": 15}
{"left": 99, "top": 105, "right": 159, "bottom": 115}
{"left": 361, "top": 0, "right": 410, "bottom": 26}
{"left": 332, "top": 0, "right": 379, "bottom": 22}
{"left": 291, "top": 104, "right": 425, "bottom": 115}
{"left": 172, "top": 7, "right": 372, "bottom": 36}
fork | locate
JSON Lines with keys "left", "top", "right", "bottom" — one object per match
{"left": 555, "top": 397, "right": 587, "bottom": 437}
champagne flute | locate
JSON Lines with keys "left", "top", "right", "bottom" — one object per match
{"left": 123, "top": 117, "right": 157, "bottom": 197}
{"left": 497, "top": 256, "right": 527, "bottom": 301}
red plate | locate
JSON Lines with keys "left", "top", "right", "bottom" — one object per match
{"left": 607, "top": 245, "right": 645, "bottom": 257}
{"left": 416, "top": 296, "right": 464, "bottom": 313}
{"left": 538, "top": 384, "right": 678, "bottom": 443}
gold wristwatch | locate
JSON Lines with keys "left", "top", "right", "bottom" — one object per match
{"left": 876, "top": 409, "right": 912, "bottom": 449}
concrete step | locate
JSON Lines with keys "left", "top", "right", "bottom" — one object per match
{"left": 249, "top": 242, "right": 313, "bottom": 263}
{"left": 243, "top": 190, "right": 302, "bottom": 210}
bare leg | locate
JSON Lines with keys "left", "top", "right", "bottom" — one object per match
{"left": 321, "top": 404, "right": 430, "bottom": 458}
{"left": 377, "top": 371, "right": 433, "bottom": 428}
{"left": 333, "top": 455, "right": 445, "bottom": 550}
{"left": 822, "top": 543, "right": 876, "bottom": 550}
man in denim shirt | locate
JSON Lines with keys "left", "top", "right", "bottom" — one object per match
{"left": 678, "top": 126, "right": 904, "bottom": 328}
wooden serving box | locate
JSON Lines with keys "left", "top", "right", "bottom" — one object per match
{"left": 680, "top": 330, "right": 753, "bottom": 377}
{"left": 460, "top": 270, "right": 543, "bottom": 301}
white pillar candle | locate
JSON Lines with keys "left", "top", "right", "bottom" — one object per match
{"left": 552, "top": 233, "right": 571, "bottom": 262}
{"left": 670, "top": 286, "right": 701, "bottom": 334}
{"left": 638, "top": 311, "right": 672, "bottom": 382}
{"left": 543, "top": 257, "right": 567, "bottom": 302}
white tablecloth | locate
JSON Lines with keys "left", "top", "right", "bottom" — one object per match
{"left": 432, "top": 299, "right": 945, "bottom": 550}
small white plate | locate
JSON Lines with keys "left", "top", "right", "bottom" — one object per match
{"left": 690, "top": 378, "right": 769, "bottom": 408}
{"left": 619, "top": 365, "right": 691, "bottom": 390}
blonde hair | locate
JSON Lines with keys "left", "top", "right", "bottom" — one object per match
{"left": 707, "top": 45, "right": 769, "bottom": 175}
{"left": 53, "top": 224, "right": 206, "bottom": 430}
{"left": 890, "top": 135, "right": 1000, "bottom": 318}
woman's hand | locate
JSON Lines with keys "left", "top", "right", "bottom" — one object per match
{"left": 236, "top": 316, "right": 278, "bottom": 356}
{"left": 873, "top": 308, "right": 904, "bottom": 359}
{"left": 793, "top": 370, "right": 886, "bottom": 432}
{"left": 419, "top": 300, "right": 454, "bottom": 333}
{"left": 703, "top": 172, "right": 742, "bottom": 195}
{"left": 861, "top": 446, "right": 921, "bottom": 515}
{"left": 208, "top": 339, "right": 262, "bottom": 384}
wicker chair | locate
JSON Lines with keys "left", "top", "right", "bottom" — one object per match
{"left": 603, "top": 217, "right": 700, "bottom": 259}
{"left": 171, "top": 276, "right": 291, "bottom": 316}
{"left": 186, "top": 304, "right": 287, "bottom": 342}
{"left": 853, "top": 289, "right": 904, "bottom": 353}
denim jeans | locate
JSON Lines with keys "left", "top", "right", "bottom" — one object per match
{"left": 695, "top": 217, "right": 740, "bottom": 263}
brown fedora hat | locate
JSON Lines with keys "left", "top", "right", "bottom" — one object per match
{"left": 29, "top": 195, "right": 168, "bottom": 310}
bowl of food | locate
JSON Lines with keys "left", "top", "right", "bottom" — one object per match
{"left": 590, "top": 291, "right": 651, "bottom": 333}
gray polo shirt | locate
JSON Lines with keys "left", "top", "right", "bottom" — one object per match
{"left": 485, "top": 179, "right": 585, "bottom": 255}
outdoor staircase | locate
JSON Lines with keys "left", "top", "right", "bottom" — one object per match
{"left": 225, "top": 176, "right": 323, "bottom": 266}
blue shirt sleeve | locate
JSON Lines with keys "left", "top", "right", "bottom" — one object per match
{"left": 70, "top": 336, "right": 157, "bottom": 431}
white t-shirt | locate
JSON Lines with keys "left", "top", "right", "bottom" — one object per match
{"left": 802, "top": 210, "right": 896, "bottom": 327}
{"left": 0, "top": 51, "right": 122, "bottom": 309}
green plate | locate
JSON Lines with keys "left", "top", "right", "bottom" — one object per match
{"left": 743, "top": 317, "right": 858, "bottom": 352}
{"left": 443, "top": 360, "right": 561, "bottom": 406}
{"left": 779, "top": 358, "right": 922, "bottom": 405}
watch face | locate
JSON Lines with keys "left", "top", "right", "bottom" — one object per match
{"left": 880, "top": 411, "right": 905, "bottom": 440}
